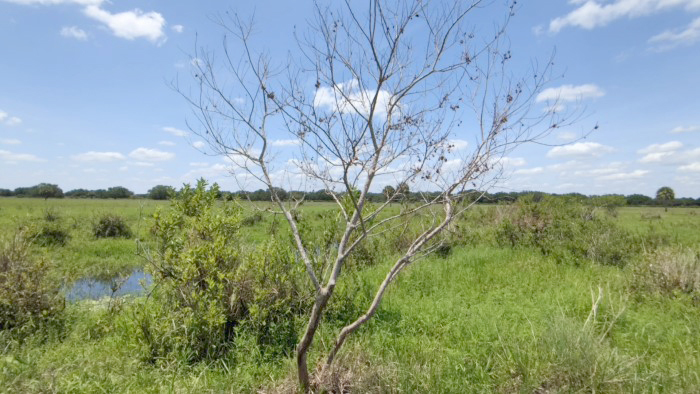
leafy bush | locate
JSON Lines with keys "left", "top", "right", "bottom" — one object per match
{"left": 0, "top": 229, "right": 64, "bottom": 331}
{"left": 93, "top": 215, "right": 132, "bottom": 238}
{"left": 33, "top": 223, "right": 71, "bottom": 247}
{"left": 139, "top": 180, "right": 312, "bottom": 363}
{"left": 495, "top": 195, "right": 640, "bottom": 266}
{"left": 635, "top": 247, "right": 700, "bottom": 295}
{"left": 242, "top": 212, "right": 264, "bottom": 226}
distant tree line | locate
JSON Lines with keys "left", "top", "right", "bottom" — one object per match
{"left": 1, "top": 183, "right": 699, "bottom": 206}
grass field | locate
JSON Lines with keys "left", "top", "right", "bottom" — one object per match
{"left": 1, "top": 197, "right": 700, "bottom": 393}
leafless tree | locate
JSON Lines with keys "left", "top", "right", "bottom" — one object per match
{"left": 176, "top": 0, "right": 574, "bottom": 390}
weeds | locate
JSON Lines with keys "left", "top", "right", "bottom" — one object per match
{"left": 93, "top": 214, "right": 132, "bottom": 238}
{"left": 0, "top": 229, "right": 65, "bottom": 332}
{"left": 636, "top": 246, "right": 700, "bottom": 294}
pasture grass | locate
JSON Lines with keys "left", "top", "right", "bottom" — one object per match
{"left": 1, "top": 197, "right": 700, "bottom": 392}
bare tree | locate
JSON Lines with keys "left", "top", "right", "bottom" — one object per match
{"left": 176, "top": 0, "right": 574, "bottom": 390}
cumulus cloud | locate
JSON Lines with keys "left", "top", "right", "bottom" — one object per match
{"left": 547, "top": 142, "right": 614, "bottom": 158}
{"left": 6, "top": 116, "right": 22, "bottom": 126}
{"left": 5, "top": 0, "right": 166, "bottom": 44}
{"left": 0, "top": 111, "right": 6, "bottom": 122}
{"left": 448, "top": 139, "right": 469, "bottom": 151}
{"left": 671, "top": 125, "right": 700, "bottom": 133}
{"left": 158, "top": 140, "right": 176, "bottom": 146}
{"left": 171, "top": 24, "right": 184, "bottom": 33}
{"left": 71, "top": 151, "right": 125, "bottom": 162}
{"left": 270, "top": 139, "right": 301, "bottom": 147}
{"left": 3, "top": 0, "right": 101, "bottom": 4}
{"left": 637, "top": 140, "right": 683, "bottom": 155}
{"left": 129, "top": 147, "right": 174, "bottom": 161}
{"left": 556, "top": 131, "right": 577, "bottom": 140}
{"left": 499, "top": 157, "right": 527, "bottom": 167}
{"left": 637, "top": 141, "right": 683, "bottom": 163}
{"left": 599, "top": 170, "right": 649, "bottom": 181}
{"left": 549, "top": 0, "right": 700, "bottom": 33}
{"left": 163, "top": 126, "right": 188, "bottom": 137}
{"left": 314, "top": 79, "right": 394, "bottom": 116}
{"left": 650, "top": 17, "right": 700, "bottom": 50}
{"left": 192, "top": 141, "right": 206, "bottom": 149}
{"left": 83, "top": 5, "right": 166, "bottom": 43}
{"left": 189, "top": 162, "right": 209, "bottom": 167}
{"left": 131, "top": 161, "right": 154, "bottom": 167}
{"left": 60, "top": 26, "right": 87, "bottom": 40}
{"left": 536, "top": 84, "right": 605, "bottom": 102}
{"left": 679, "top": 162, "right": 700, "bottom": 172}
{"left": 678, "top": 161, "right": 700, "bottom": 172}
{"left": 514, "top": 167, "right": 544, "bottom": 175}
{"left": 0, "top": 138, "right": 21, "bottom": 145}
{"left": 0, "top": 149, "right": 45, "bottom": 162}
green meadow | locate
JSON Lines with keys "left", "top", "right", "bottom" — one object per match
{"left": 1, "top": 196, "right": 700, "bottom": 393}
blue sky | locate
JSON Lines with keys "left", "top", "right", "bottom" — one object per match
{"left": 0, "top": 0, "right": 699, "bottom": 197}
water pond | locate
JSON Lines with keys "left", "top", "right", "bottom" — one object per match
{"left": 65, "top": 270, "right": 152, "bottom": 301}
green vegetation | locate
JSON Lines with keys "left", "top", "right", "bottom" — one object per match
{"left": 1, "top": 192, "right": 699, "bottom": 392}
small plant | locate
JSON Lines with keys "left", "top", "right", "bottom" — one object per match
{"left": 43, "top": 207, "right": 60, "bottom": 222}
{"left": 242, "top": 212, "right": 264, "bottom": 226}
{"left": 138, "top": 180, "right": 312, "bottom": 363}
{"left": 33, "top": 224, "right": 70, "bottom": 247}
{"left": 636, "top": 247, "right": 700, "bottom": 294}
{"left": 0, "top": 229, "right": 64, "bottom": 331}
{"left": 93, "top": 214, "right": 132, "bottom": 238}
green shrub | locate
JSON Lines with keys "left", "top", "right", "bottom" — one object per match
{"left": 635, "top": 247, "right": 700, "bottom": 295}
{"left": 32, "top": 223, "right": 71, "bottom": 247}
{"left": 496, "top": 195, "right": 640, "bottom": 266}
{"left": 139, "top": 179, "right": 312, "bottom": 363}
{"left": 0, "top": 229, "right": 64, "bottom": 332}
{"left": 242, "top": 212, "right": 264, "bottom": 226}
{"left": 93, "top": 215, "right": 132, "bottom": 238}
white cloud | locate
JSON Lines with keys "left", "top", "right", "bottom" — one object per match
{"left": 536, "top": 84, "right": 605, "bottom": 102}
{"left": 192, "top": 141, "right": 206, "bottom": 149}
{"left": 0, "top": 138, "right": 21, "bottom": 145}
{"left": 171, "top": 24, "right": 184, "bottom": 33}
{"left": 83, "top": 5, "right": 166, "bottom": 44}
{"left": 5, "top": 0, "right": 166, "bottom": 44}
{"left": 131, "top": 161, "right": 154, "bottom": 167}
{"left": 547, "top": 142, "right": 614, "bottom": 158}
{"left": 0, "top": 149, "right": 45, "bottom": 162}
{"left": 637, "top": 140, "right": 683, "bottom": 154}
{"left": 556, "top": 131, "right": 577, "bottom": 140}
{"left": 189, "top": 162, "right": 209, "bottom": 167}
{"left": 6, "top": 116, "right": 22, "bottom": 126}
{"left": 679, "top": 162, "right": 700, "bottom": 172}
{"left": 158, "top": 140, "right": 176, "bottom": 146}
{"left": 129, "top": 147, "right": 174, "bottom": 161}
{"left": 514, "top": 167, "right": 544, "bottom": 175}
{"left": 544, "top": 103, "right": 566, "bottom": 113}
{"left": 163, "top": 126, "right": 188, "bottom": 137}
{"left": 599, "top": 170, "right": 649, "bottom": 181}
{"left": 549, "top": 0, "right": 700, "bottom": 33}
{"left": 314, "top": 79, "right": 394, "bottom": 116}
{"left": 3, "top": 0, "right": 102, "bottom": 4}
{"left": 574, "top": 162, "right": 625, "bottom": 177}
{"left": 650, "top": 17, "right": 700, "bottom": 50}
{"left": 499, "top": 157, "right": 527, "bottom": 167}
{"left": 671, "top": 125, "right": 700, "bottom": 133}
{"left": 60, "top": 26, "right": 87, "bottom": 40}
{"left": 71, "top": 151, "right": 125, "bottom": 162}
{"left": 448, "top": 139, "right": 469, "bottom": 151}
{"left": 0, "top": 111, "right": 6, "bottom": 122}
{"left": 270, "top": 139, "right": 301, "bottom": 147}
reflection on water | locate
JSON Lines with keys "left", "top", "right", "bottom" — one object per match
{"left": 65, "top": 270, "right": 152, "bottom": 301}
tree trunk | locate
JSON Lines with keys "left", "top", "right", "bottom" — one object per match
{"left": 296, "top": 286, "right": 333, "bottom": 392}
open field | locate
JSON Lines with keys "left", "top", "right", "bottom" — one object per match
{"left": 2, "top": 197, "right": 700, "bottom": 392}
